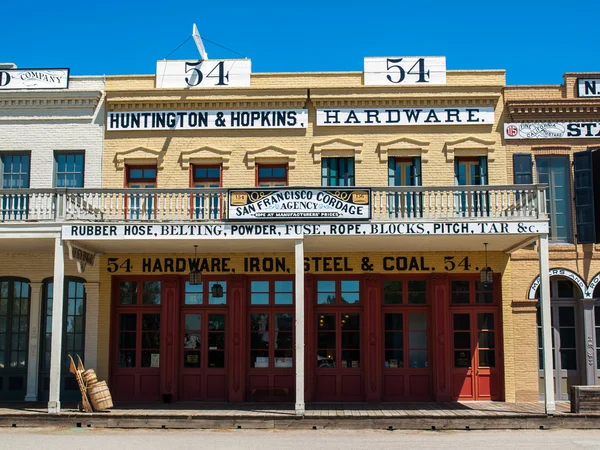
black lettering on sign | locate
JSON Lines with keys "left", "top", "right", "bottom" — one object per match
{"left": 244, "top": 257, "right": 287, "bottom": 273}
{"left": 106, "top": 257, "right": 132, "bottom": 273}
{"left": 381, "top": 256, "right": 429, "bottom": 271}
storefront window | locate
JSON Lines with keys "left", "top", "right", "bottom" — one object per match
{"left": 453, "top": 314, "right": 471, "bottom": 368}
{"left": 141, "top": 314, "right": 160, "bottom": 368}
{"left": 451, "top": 279, "right": 494, "bottom": 305}
{"left": 184, "top": 281, "right": 227, "bottom": 305}
{"left": 384, "top": 313, "right": 403, "bottom": 368}
{"left": 208, "top": 314, "right": 226, "bottom": 368}
{"left": 318, "top": 280, "right": 360, "bottom": 305}
{"left": 317, "top": 313, "right": 336, "bottom": 368}
{"left": 478, "top": 313, "right": 495, "bottom": 368}
{"left": 317, "top": 312, "right": 360, "bottom": 369}
{"left": 384, "top": 312, "right": 428, "bottom": 369}
{"left": 183, "top": 313, "right": 201, "bottom": 368}
{"left": 118, "top": 314, "right": 136, "bottom": 368}
{"left": 408, "top": 313, "right": 428, "bottom": 368}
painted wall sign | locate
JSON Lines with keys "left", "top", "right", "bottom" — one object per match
{"left": 104, "top": 253, "right": 495, "bottom": 274}
{"left": 0, "top": 68, "right": 69, "bottom": 90}
{"left": 62, "top": 220, "right": 547, "bottom": 240}
{"left": 107, "top": 109, "right": 308, "bottom": 130}
{"left": 527, "top": 268, "right": 587, "bottom": 299}
{"left": 316, "top": 107, "right": 494, "bottom": 126}
{"left": 364, "top": 56, "right": 446, "bottom": 86}
{"left": 156, "top": 59, "right": 251, "bottom": 88}
{"left": 504, "top": 122, "right": 600, "bottom": 139}
{"left": 577, "top": 78, "right": 600, "bottom": 97}
{"left": 228, "top": 188, "right": 371, "bottom": 220}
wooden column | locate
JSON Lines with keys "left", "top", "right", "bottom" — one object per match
{"left": 161, "top": 276, "right": 179, "bottom": 401}
{"left": 294, "top": 239, "right": 305, "bottom": 415}
{"left": 48, "top": 237, "right": 64, "bottom": 414}
{"left": 365, "top": 274, "right": 382, "bottom": 402}
{"left": 538, "top": 234, "right": 555, "bottom": 414}
{"left": 228, "top": 275, "right": 246, "bottom": 402}
{"left": 25, "top": 282, "right": 43, "bottom": 401}
{"left": 304, "top": 274, "right": 315, "bottom": 402}
{"left": 432, "top": 273, "right": 452, "bottom": 402}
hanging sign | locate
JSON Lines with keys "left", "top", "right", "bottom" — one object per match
{"left": 504, "top": 122, "right": 600, "bottom": 139}
{"left": 0, "top": 68, "right": 69, "bottom": 90}
{"left": 228, "top": 188, "right": 371, "bottom": 220}
{"left": 364, "top": 56, "right": 446, "bottom": 86}
{"left": 156, "top": 59, "right": 251, "bottom": 88}
{"left": 66, "top": 242, "right": 97, "bottom": 273}
{"left": 577, "top": 78, "right": 600, "bottom": 97}
{"left": 107, "top": 109, "right": 308, "bottom": 130}
{"left": 316, "top": 107, "right": 494, "bottom": 126}
{"left": 62, "top": 220, "right": 548, "bottom": 240}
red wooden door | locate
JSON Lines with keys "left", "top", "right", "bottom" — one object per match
{"left": 179, "top": 311, "right": 227, "bottom": 401}
{"left": 451, "top": 311, "right": 500, "bottom": 400}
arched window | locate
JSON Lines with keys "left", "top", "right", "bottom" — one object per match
{"left": 0, "top": 277, "right": 30, "bottom": 400}
{"left": 39, "top": 277, "right": 86, "bottom": 401}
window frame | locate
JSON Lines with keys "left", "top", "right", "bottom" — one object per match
{"left": 256, "top": 164, "right": 288, "bottom": 187}
{"left": 1, "top": 152, "right": 31, "bottom": 189}
{"left": 321, "top": 157, "right": 355, "bottom": 187}
{"left": 53, "top": 151, "right": 85, "bottom": 188}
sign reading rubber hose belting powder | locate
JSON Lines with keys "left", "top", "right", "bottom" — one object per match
{"left": 107, "top": 109, "right": 308, "bottom": 130}
{"left": 228, "top": 188, "right": 371, "bottom": 220}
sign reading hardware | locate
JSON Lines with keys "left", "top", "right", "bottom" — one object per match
{"left": 364, "top": 57, "right": 446, "bottom": 86}
{"left": 107, "top": 109, "right": 308, "bottom": 130}
{"left": 156, "top": 59, "right": 251, "bottom": 88}
{"left": 504, "top": 122, "right": 600, "bottom": 139}
{"left": 0, "top": 68, "right": 69, "bottom": 90}
{"left": 577, "top": 78, "right": 600, "bottom": 97}
{"left": 63, "top": 220, "right": 548, "bottom": 240}
{"left": 228, "top": 189, "right": 371, "bottom": 220}
{"left": 316, "top": 107, "right": 494, "bottom": 126}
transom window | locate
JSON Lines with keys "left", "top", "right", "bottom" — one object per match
{"left": 250, "top": 280, "right": 293, "bottom": 305}
{"left": 257, "top": 165, "right": 287, "bottom": 186}
{"left": 184, "top": 281, "right": 227, "bottom": 305}
{"left": 54, "top": 152, "right": 84, "bottom": 188}
{"left": 451, "top": 279, "right": 494, "bottom": 305}
{"left": 383, "top": 280, "right": 427, "bottom": 305}
{"left": 317, "top": 280, "right": 360, "bottom": 305}
{"left": 321, "top": 157, "right": 355, "bottom": 187}
{"left": 119, "top": 281, "right": 162, "bottom": 305}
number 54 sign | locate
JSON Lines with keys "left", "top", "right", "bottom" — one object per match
{"left": 364, "top": 56, "right": 446, "bottom": 86}
{"left": 156, "top": 59, "right": 251, "bottom": 88}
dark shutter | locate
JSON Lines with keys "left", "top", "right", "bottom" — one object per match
{"left": 573, "top": 150, "right": 596, "bottom": 244}
{"left": 513, "top": 153, "right": 533, "bottom": 184}
{"left": 412, "top": 157, "right": 422, "bottom": 186}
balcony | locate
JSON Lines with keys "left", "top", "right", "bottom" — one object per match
{"left": 0, "top": 185, "right": 547, "bottom": 223}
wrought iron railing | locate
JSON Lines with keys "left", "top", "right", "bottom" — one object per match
{"left": 0, "top": 185, "right": 547, "bottom": 223}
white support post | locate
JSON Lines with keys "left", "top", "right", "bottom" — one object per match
{"left": 294, "top": 239, "right": 305, "bottom": 416}
{"left": 538, "top": 234, "right": 555, "bottom": 414}
{"left": 25, "top": 282, "right": 43, "bottom": 401}
{"left": 48, "top": 237, "right": 65, "bottom": 414}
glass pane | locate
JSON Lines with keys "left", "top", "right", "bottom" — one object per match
{"left": 208, "top": 314, "right": 225, "bottom": 331}
{"left": 453, "top": 314, "right": 470, "bottom": 331}
{"left": 318, "top": 332, "right": 336, "bottom": 349}
{"left": 559, "top": 307, "right": 575, "bottom": 327}
{"left": 141, "top": 350, "right": 159, "bottom": 368}
{"left": 341, "top": 314, "right": 359, "bottom": 330}
{"left": 451, "top": 281, "right": 470, "bottom": 304}
{"left": 454, "top": 332, "right": 470, "bottom": 349}
{"left": 251, "top": 281, "right": 269, "bottom": 293}
{"left": 143, "top": 281, "right": 161, "bottom": 305}
{"left": 318, "top": 314, "right": 335, "bottom": 331}
{"left": 408, "top": 350, "right": 428, "bottom": 368}
{"left": 340, "top": 292, "right": 359, "bottom": 304}
{"left": 142, "top": 314, "right": 160, "bottom": 331}
{"left": 185, "top": 282, "right": 203, "bottom": 305}
{"left": 559, "top": 328, "right": 576, "bottom": 349}
{"left": 207, "top": 333, "right": 225, "bottom": 349}
{"left": 341, "top": 280, "right": 359, "bottom": 292}
{"left": 478, "top": 313, "right": 494, "bottom": 331}
{"left": 479, "top": 350, "right": 495, "bottom": 368}
{"left": 385, "top": 313, "right": 403, "bottom": 331}
{"left": 478, "top": 331, "right": 495, "bottom": 349}
{"left": 385, "top": 331, "right": 403, "bottom": 349}
{"left": 317, "top": 349, "right": 335, "bottom": 368}
{"left": 342, "top": 332, "right": 360, "bottom": 348}
{"left": 318, "top": 293, "right": 336, "bottom": 305}
{"left": 208, "top": 351, "right": 225, "bottom": 368}
{"left": 409, "top": 331, "right": 427, "bottom": 348}
{"left": 184, "top": 352, "right": 200, "bottom": 368}
{"left": 208, "top": 281, "right": 227, "bottom": 305}
{"left": 341, "top": 350, "right": 360, "bottom": 368}
{"left": 454, "top": 350, "right": 471, "bottom": 368}
{"left": 409, "top": 313, "right": 427, "bottom": 331}
{"left": 119, "top": 314, "right": 136, "bottom": 331}
{"left": 184, "top": 333, "right": 200, "bottom": 349}
{"left": 275, "top": 314, "right": 293, "bottom": 331}
{"left": 118, "top": 350, "right": 135, "bottom": 368}
{"left": 185, "top": 314, "right": 201, "bottom": 331}
{"left": 251, "top": 293, "right": 269, "bottom": 305}
{"left": 385, "top": 349, "right": 403, "bottom": 368}
{"left": 407, "top": 280, "right": 426, "bottom": 304}
{"left": 384, "top": 281, "right": 402, "bottom": 304}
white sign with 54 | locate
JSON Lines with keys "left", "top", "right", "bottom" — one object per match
{"left": 156, "top": 59, "right": 251, "bottom": 88}
{"left": 364, "top": 57, "right": 446, "bottom": 86}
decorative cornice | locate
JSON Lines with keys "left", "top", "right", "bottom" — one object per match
{"left": 506, "top": 99, "right": 600, "bottom": 120}
{"left": 245, "top": 146, "right": 297, "bottom": 169}
{"left": 114, "top": 147, "right": 164, "bottom": 170}
{"left": 0, "top": 90, "right": 102, "bottom": 110}
{"left": 180, "top": 147, "right": 231, "bottom": 169}
{"left": 311, "top": 138, "right": 363, "bottom": 163}
{"left": 444, "top": 136, "right": 496, "bottom": 162}
{"left": 377, "top": 137, "right": 430, "bottom": 163}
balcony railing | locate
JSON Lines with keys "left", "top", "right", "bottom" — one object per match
{"left": 0, "top": 185, "right": 547, "bottom": 223}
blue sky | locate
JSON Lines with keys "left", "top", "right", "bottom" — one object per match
{"left": 2, "top": 0, "right": 597, "bottom": 85}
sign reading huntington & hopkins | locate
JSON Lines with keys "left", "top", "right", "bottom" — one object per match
{"left": 0, "top": 68, "right": 69, "bottom": 90}
{"left": 108, "top": 109, "right": 308, "bottom": 130}
{"left": 228, "top": 188, "right": 371, "bottom": 220}
{"left": 504, "top": 122, "right": 600, "bottom": 139}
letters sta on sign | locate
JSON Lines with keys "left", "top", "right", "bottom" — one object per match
{"left": 364, "top": 57, "right": 446, "bottom": 86}
{"left": 156, "top": 60, "right": 251, "bottom": 88}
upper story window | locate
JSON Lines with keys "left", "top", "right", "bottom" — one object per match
{"left": 536, "top": 156, "right": 572, "bottom": 242}
{"left": 388, "top": 157, "right": 421, "bottom": 187}
{"left": 192, "top": 165, "right": 221, "bottom": 188}
{"left": 455, "top": 157, "right": 488, "bottom": 186}
{"left": 257, "top": 165, "right": 287, "bottom": 186}
{"left": 321, "top": 157, "right": 355, "bottom": 187}
{"left": 126, "top": 166, "right": 157, "bottom": 188}
{"left": 54, "top": 152, "right": 84, "bottom": 188}
{"left": 1, "top": 153, "right": 30, "bottom": 189}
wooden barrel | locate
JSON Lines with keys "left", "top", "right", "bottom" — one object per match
{"left": 88, "top": 381, "right": 113, "bottom": 411}
{"left": 82, "top": 369, "right": 97, "bottom": 387}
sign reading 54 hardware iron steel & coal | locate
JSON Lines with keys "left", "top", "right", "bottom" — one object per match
{"left": 228, "top": 188, "right": 371, "bottom": 220}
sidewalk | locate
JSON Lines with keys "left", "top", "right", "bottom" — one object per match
{"left": 0, "top": 401, "right": 596, "bottom": 430}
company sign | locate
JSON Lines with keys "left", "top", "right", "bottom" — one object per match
{"left": 62, "top": 220, "right": 548, "bottom": 240}
{"left": 228, "top": 188, "right": 371, "bottom": 220}
{"left": 316, "top": 107, "right": 494, "bottom": 126}
{"left": 156, "top": 59, "right": 251, "bottom": 88}
{"left": 504, "top": 122, "right": 600, "bottom": 139}
{"left": 0, "top": 68, "right": 69, "bottom": 90}
{"left": 107, "top": 109, "right": 308, "bottom": 130}
{"left": 577, "top": 78, "right": 600, "bottom": 97}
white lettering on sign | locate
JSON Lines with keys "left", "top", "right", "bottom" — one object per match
{"left": 577, "top": 79, "right": 600, "bottom": 97}
{"left": 62, "top": 221, "right": 548, "bottom": 240}
{"left": 107, "top": 109, "right": 308, "bottom": 131}
{"left": 316, "top": 107, "right": 493, "bottom": 126}
{"left": 364, "top": 57, "right": 446, "bottom": 86}
{"left": 229, "top": 189, "right": 371, "bottom": 220}
{"left": 0, "top": 68, "right": 69, "bottom": 90}
{"left": 156, "top": 60, "right": 251, "bottom": 88}
{"left": 504, "top": 122, "right": 600, "bottom": 139}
